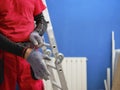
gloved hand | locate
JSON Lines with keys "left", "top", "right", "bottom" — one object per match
{"left": 26, "top": 49, "right": 50, "bottom": 80}
{"left": 29, "top": 31, "right": 44, "bottom": 48}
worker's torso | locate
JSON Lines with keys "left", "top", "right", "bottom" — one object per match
{"left": 0, "top": 0, "right": 36, "bottom": 42}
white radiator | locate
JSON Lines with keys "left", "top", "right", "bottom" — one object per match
{"left": 44, "top": 57, "right": 87, "bottom": 90}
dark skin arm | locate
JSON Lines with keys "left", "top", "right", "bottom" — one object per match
{"left": 0, "top": 33, "right": 32, "bottom": 59}
{"left": 0, "top": 13, "right": 47, "bottom": 59}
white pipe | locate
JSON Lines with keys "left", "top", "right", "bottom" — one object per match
{"left": 112, "top": 31, "right": 115, "bottom": 79}
{"left": 104, "top": 80, "right": 108, "bottom": 90}
{"left": 107, "top": 68, "right": 111, "bottom": 90}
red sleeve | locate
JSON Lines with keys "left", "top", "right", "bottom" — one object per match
{"left": 34, "top": 0, "right": 46, "bottom": 16}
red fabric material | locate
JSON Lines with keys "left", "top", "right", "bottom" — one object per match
{"left": 0, "top": 50, "right": 44, "bottom": 90}
{"left": 0, "top": 0, "right": 46, "bottom": 42}
{"left": 0, "top": 0, "right": 46, "bottom": 90}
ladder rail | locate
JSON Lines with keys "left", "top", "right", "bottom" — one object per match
{"left": 41, "top": 0, "right": 68, "bottom": 90}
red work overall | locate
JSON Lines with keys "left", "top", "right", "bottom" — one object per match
{"left": 0, "top": 0, "right": 46, "bottom": 90}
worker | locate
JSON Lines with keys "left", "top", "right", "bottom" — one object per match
{"left": 0, "top": 0, "right": 49, "bottom": 90}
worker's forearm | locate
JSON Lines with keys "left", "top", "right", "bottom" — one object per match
{"left": 34, "top": 13, "right": 48, "bottom": 36}
{"left": 0, "top": 33, "right": 29, "bottom": 58}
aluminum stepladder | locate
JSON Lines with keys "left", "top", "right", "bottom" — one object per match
{"left": 41, "top": 0, "right": 68, "bottom": 90}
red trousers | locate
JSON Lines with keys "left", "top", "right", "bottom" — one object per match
{"left": 0, "top": 50, "right": 44, "bottom": 90}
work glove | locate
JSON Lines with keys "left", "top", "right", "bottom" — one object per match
{"left": 27, "top": 49, "right": 50, "bottom": 80}
{"left": 34, "top": 13, "right": 48, "bottom": 36}
{"left": 29, "top": 31, "right": 44, "bottom": 48}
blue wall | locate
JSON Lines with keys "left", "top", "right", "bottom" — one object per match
{"left": 46, "top": 0, "right": 120, "bottom": 90}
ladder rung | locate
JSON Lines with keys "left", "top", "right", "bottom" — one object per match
{"left": 46, "top": 63, "right": 57, "bottom": 69}
{"left": 52, "top": 81, "right": 62, "bottom": 90}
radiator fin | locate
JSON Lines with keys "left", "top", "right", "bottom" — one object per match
{"left": 44, "top": 57, "right": 87, "bottom": 90}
